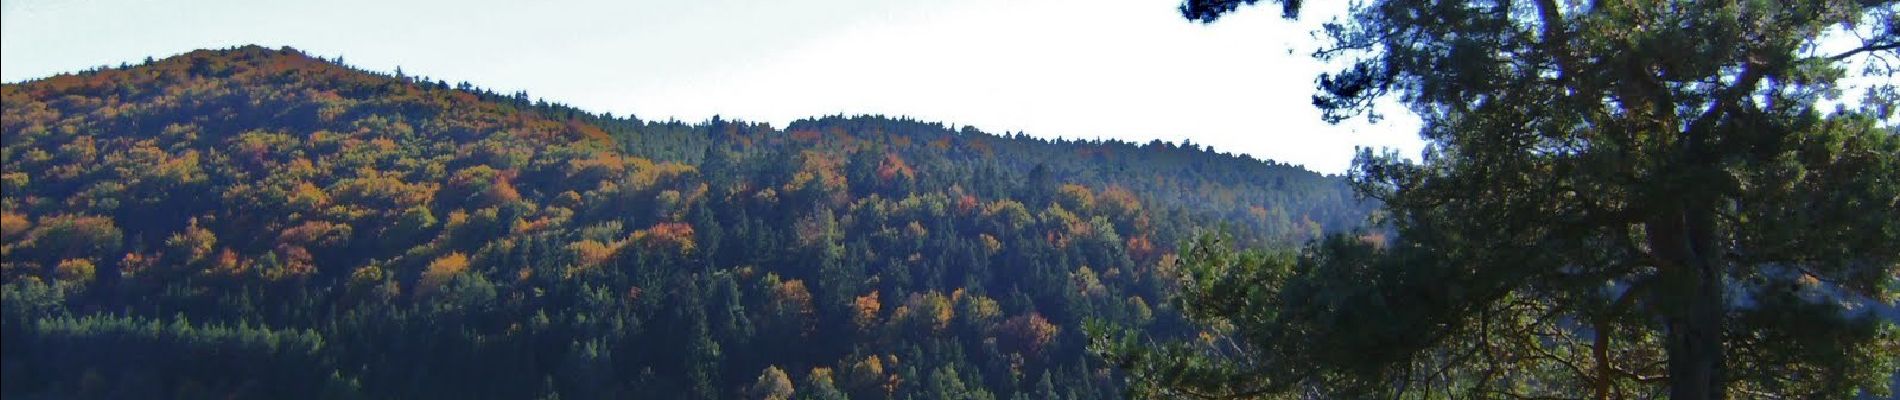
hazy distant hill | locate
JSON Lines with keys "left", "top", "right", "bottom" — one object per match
{"left": 0, "top": 46, "right": 1368, "bottom": 399}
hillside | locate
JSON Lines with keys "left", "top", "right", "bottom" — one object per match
{"left": 0, "top": 46, "right": 1369, "bottom": 399}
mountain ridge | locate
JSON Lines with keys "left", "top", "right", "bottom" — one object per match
{"left": 2, "top": 45, "right": 1369, "bottom": 399}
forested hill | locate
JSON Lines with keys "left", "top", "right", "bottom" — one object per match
{"left": 1, "top": 46, "right": 1367, "bottom": 399}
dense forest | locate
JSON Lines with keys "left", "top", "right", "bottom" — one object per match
{"left": 0, "top": 46, "right": 1370, "bottom": 399}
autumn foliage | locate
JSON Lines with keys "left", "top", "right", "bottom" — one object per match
{"left": 0, "top": 46, "right": 1369, "bottom": 399}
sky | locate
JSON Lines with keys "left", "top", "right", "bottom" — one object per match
{"left": 1, "top": 0, "right": 1427, "bottom": 173}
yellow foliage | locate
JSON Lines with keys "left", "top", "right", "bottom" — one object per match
{"left": 1072, "top": 266, "right": 1106, "bottom": 298}
{"left": 287, "top": 181, "right": 330, "bottom": 211}
{"left": 55, "top": 258, "right": 96, "bottom": 286}
{"left": 627, "top": 160, "right": 697, "bottom": 192}
{"left": 749, "top": 366, "right": 796, "bottom": 400}
{"left": 165, "top": 219, "right": 217, "bottom": 264}
{"left": 782, "top": 151, "right": 847, "bottom": 194}
{"left": 331, "top": 170, "right": 437, "bottom": 211}
{"left": 350, "top": 264, "right": 386, "bottom": 286}
{"left": 904, "top": 221, "right": 928, "bottom": 239}
{"left": 1058, "top": 183, "right": 1095, "bottom": 211}
{"left": 564, "top": 151, "right": 628, "bottom": 182}
{"left": 848, "top": 355, "right": 887, "bottom": 390}
{"left": 752, "top": 188, "right": 778, "bottom": 206}
{"left": 445, "top": 209, "right": 470, "bottom": 230}
{"left": 902, "top": 291, "right": 955, "bottom": 333}
{"left": 565, "top": 239, "right": 618, "bottom": 278}
{"left": 960, "top": 293, "right": 1002, "bottom": 325}
{"left": 808, "top": 367, "right": 835, "bottom": 385}
{"left": 1156, "top": 253, "right": 1181, "bottom": 279}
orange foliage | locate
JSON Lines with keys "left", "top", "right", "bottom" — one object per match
{"left": 0, "top": 212, "right": 29, "bottom": 242}
{"left": 564, "top": 151, "right": 628, "bottom": 182}
{"left": 209, "top": 248, "right": 246, "bottom": 277}
{"left": 1097, "top": 185, "right": 1142, "bottom": 216}
{"left": 853, "top": 290, "right": 883, "bottom": 331}
{"left": 629, "top": 222, "right": 696, "bottom": 253}
{"left": 513, "top": 216, "right": 556, "bottom": 234}
{"left": 771, "top": 279, "right": 818, "bottom": 337}
{"left": 119, "top": 252, "right": 156, "bottom": 279}
{"left": 955, "top": 194, "right": 980, "bottom": 215}
{"left": 1359, "top": 232, "right": 1389, "bottom": 249}
{"left": 485, "top": 177, "right": 521, "bottom": 205}
{"left": 1125, "top": 235, "right": 1156, "bottom": 262}
{"left": 566, "top": 118, "right": 612, "bottom": 143}
{"left": 278, "top": 220, "right": 351, "bottom": 248}
{"left": 419, "top": 252, "right": 470, "bottom": 297}
{"left": 876, "top": 153, "right": 915, "bottom": 183}
{"left": 788, "top": 129, "right": 823, "bottom": 142}
{"left": 265, "top": 245, "right": 317, "bottom": 281}
{"left": 994, "top": 313, "right": 1060, "bottom": 355}
{"left": 447, "top": 165, "right": 520, "bottom": 206}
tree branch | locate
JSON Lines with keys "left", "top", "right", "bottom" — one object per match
{"left": 1826, "top": 41, "right": 1900, "bottom": 61}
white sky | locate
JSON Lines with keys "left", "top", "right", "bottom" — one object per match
{"left": 1, "top": 0, "right": 1426, "bottom": 173}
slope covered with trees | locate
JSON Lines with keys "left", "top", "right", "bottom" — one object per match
{"left": 0, "top": 46, "right": 1367, "bottom": 399}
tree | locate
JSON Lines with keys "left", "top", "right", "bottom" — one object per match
{"left": 926, "top": 365, "right": 996, "bottom": 400}
{"left": 1102, "top": 1, "right": 1900, "bottom": 399}
{"left": 798, "top": 368, "right": 848, "bottom": 400}
{"left": 749, "top": 366, "right": 796, "bottom": 400}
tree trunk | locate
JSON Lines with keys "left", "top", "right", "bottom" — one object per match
{"left": 1593, "top": 316, "right": 1612, "bottom": 400}
{"left": 1663, "top": 264, "right": 1725, "bottom": 399}
{"left": 1651, "top": 204, "right": 1727, "bottom": 399}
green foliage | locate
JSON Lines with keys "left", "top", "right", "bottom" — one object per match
{"left": 1101, "top": 1, "right": 1900, "bottom": 399}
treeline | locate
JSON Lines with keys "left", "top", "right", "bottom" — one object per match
{"left": 0, "top": 46, "right": 1367, "bottom": 399}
